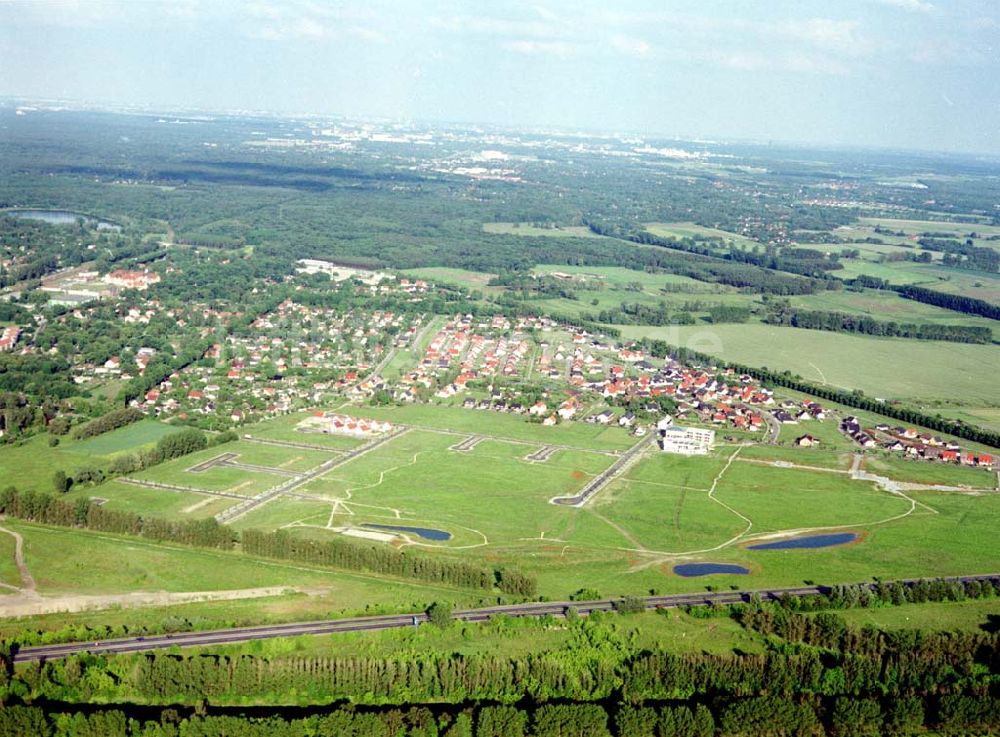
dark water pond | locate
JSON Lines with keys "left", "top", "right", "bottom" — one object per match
{"left": 673, "top": 563, "right": 750, "bottom": 577}
{"left": 4, "top": 209, "right": 121, "bottom": 231}
{"left": 748, "top": 532, "right": 859, "bottom": 550}
{"left": 363, "top": 523, "right": 452, "bottom": 541}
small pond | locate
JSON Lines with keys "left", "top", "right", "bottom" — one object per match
{"left": 673, "top": 563, "right": 750, "bottom": 577}
{"left": 363, "top": 523, "right": 452, "bottom": 541}
{"left": 748, "top": 532, "right": 859, "bottom": 550}
{"left": 3, "top": 209, "right": 121, "bottom": 231}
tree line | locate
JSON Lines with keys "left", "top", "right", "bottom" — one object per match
{"left": 70, "top": 407, "right": 145, "bottom": 440}
{"left": 897, "top": 284, "right": 1000, "bottom": 321}
{"left": 0, "top": 488, "right": 536, "bottom": 595}
{"left": 763, "top": 307, "right": 993, "bottom": 343}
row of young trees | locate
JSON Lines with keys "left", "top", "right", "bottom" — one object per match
{"left": 0, "top": 488, "right": 537, "bottom": 595}
{"left": 241, "top": 529, "right": 536, "bottom": 594}
{"left": 763, "top": 307, "right": 993, "bottom": 343}
{"left": 638, "top": 339, "right": 1000, "bottom": 449}
{"left": 70, "top": 407, "right": 145, "bottom": 440}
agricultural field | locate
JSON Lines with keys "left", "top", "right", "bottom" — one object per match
{"left": 789, "top": 289, "right": 998, "bottom": 338}
{"left": 617, "top": 323, "right": 1000, "bottom": 407}
{"left": 399, "top": 267, "right": 501, "bottom": 293}
{"left": 645, "top": 221, "right": 759, "bottom": 250}
{"left": 0, "top": 420, "right": 182, "bottom": 493}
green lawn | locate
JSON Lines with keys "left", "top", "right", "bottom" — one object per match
{"left": 617, "top": 323, "right": 1000, "bottom": 406}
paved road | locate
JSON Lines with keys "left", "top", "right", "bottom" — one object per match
{"left": 215, "top": 428, "right": 410, "bottom": 523}
{"left": 242, "top": 435, "right": 346, "bottom": 453}
{"left": 765, "top": 412, "right": 782, "bottom": 444}
{"left": 13, "top": 573, "right": 999, "bottom": 663}
{"left": 550, "top": 432, "right": 655, "bottom": 507}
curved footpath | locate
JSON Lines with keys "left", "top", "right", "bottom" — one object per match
{"left": 12, "top": 573, "right": 1000, "bottom": 663}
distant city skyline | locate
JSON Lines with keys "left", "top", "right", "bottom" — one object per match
{"left": 1, "top": 0, "right": 998, "bottom": 154}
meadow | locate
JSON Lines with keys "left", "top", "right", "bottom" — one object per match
{"left": 482, "top": 222, "right": 601, "bottom": 238}
{"left": 644, "top": 222, "right": 759, "bottom": 250}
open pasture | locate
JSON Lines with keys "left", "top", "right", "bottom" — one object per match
{"left": 645, "top": 222, "right": 759, "bottom": 250}
{"left": 67, "top": 419, "right": 179, "bottom": 456}
{"left": 482, "top": 222, "right": 600, "bottom": 238}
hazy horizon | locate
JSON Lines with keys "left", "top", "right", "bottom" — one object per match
{"left": 1, "top": 0, "right": 998, "bottom": 155}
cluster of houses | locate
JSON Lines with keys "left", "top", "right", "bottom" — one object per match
{"left": 841, "top": 416, "right": 994, "bottom": 468}
{"left": 115, "top": 300, "right": 421, "bottom": 426}
{"left": 102, "top": 269, "right": 161, "bottom": 291}
{"left": 396, "top": 314, "right": 533, "bottom": 401}
{"left": 299, "top": 412, "right": 394, "bottom": 437}
{"left": 0, "top": 326, "right": 21, "bottom": 352}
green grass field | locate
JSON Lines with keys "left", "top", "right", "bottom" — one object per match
{"left": 617, "top": 323, "right": 1000, "bottom": 406}
{"left": 67, "top": 419, "right": 179, "bottom": 456}
{"left": 789, "top": 289, "right": 998, "bottom": 338}
{"left": 645, "top": 222, "right": 759, "bottom": 250}
{"left": 482, "top": 222, "right": 601, "bottom": 238}
{"left": 834, "top": 597, "right": 1000, "bottom": 632}
{"left": 344, "top": 403, "right": 636, "bottom": 450}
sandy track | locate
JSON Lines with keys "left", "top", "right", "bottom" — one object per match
{"left": 0, "top": 585, "right": 324, "bottom": 618}
{"left": 0, "top": 524, "right": 36, "bottom": 594}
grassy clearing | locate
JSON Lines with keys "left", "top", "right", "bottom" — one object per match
{"left": 593, "top": 477, "right": 747, "bottom": 553}
{"left": 219, "top": 442, "right": 333, "bottom": 472}
{"left": 343, "top": 402, "right": 636, "bottom": 451}
{"left": 861, "top": 455, "right": 996, "bottom": 488}
{"left": 617, "top": 323, "right": 1000, "bottom": 406}
{"left": 4, "top": 520, "right": 483, "bottom": 601}
{"left": 285, "top": 431, "right": 620, "bottom": 549}
{"left": 738, "top": 444, "right": 854, "bottom": 471}
{"left": 714, "top": 463, "right": 911, "bottom": 534}
{"left": 67, "top": 419, "right": 178, "bottom": 456}
{"left": 645, "top": 222, "right": 759, "bottom": 250}
{"left": 0, "top": 530, "right": 20, "bottom": 589}
{"left": 400, "top": 267, "right": 500, "bottom": 292}
{"left": 0, "top": 435, "right": 110, "bottom": 494}
{"left": 789, "top": 289, "right": 997, "bottom": 337}
{"left": 935, "top": 406, "right": 1000, "bottom": 434}
{"left": 66, "top": 481, "right": 238, "bottom": 519}
{"left": 833, "top": 598, "right": 999, "bottom": 632}
{"left": 482, "top": 222, "right": 600, "bottom": 238}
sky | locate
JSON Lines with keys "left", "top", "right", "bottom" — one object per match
{"left": 1, "top": 0, "right": 998, "bottom": 153}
